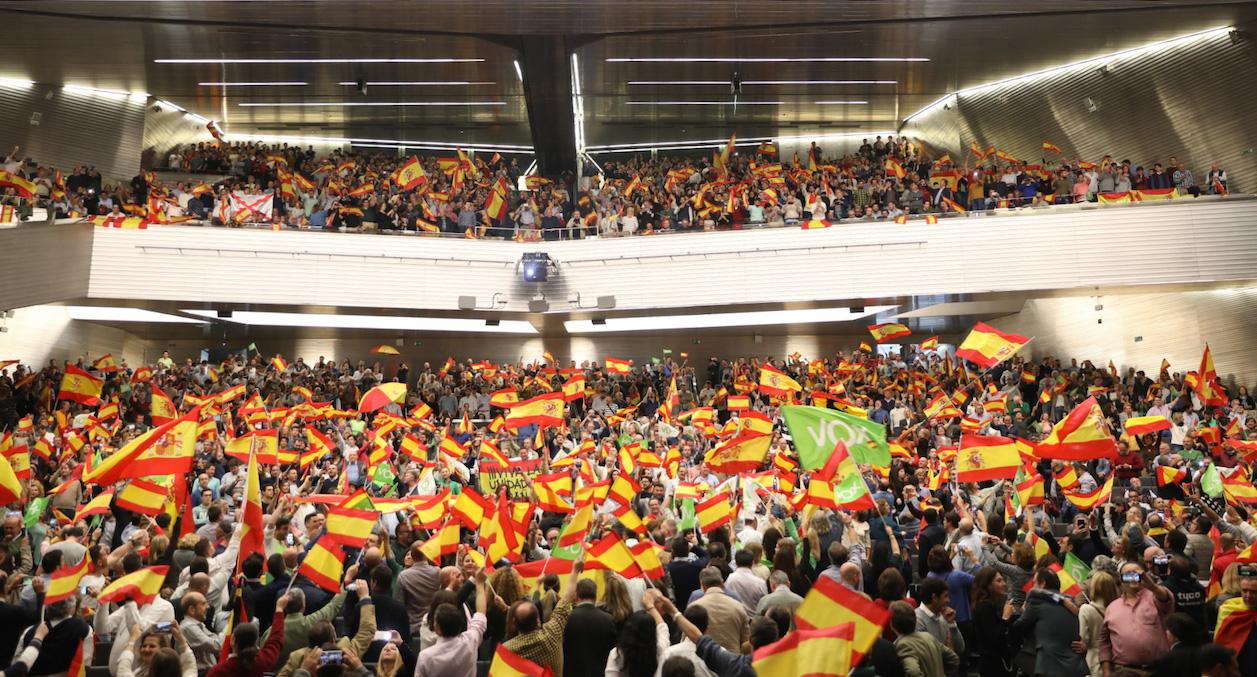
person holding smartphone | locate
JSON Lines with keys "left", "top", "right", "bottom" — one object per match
{"left": 1098, "top": 562, "right": 1174, "bottom": 677}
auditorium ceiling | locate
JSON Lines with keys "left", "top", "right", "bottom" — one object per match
{"left": 2, "top": 1, "right": 1254, "bottom": 149}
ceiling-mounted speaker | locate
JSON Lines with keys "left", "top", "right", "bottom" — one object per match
{"left": 596, "top": 295, "right": 616, "bottom": 310}
{"left": 851, "top": 305, "right": 865, "bottom": 313}
{"left": 457, "top": 295, "right": 477, "bottom": 310}
{"left": 485, "top": 319, "right": 501, "bottom": 327}
{"left": 217, "top": 309, "right": 233, "bottom": 318}
{"left": 528, "top": 299, "right": 550, "bottom": 313}
{"left": 592, "top": 318, "right": 607, "bottom": 326}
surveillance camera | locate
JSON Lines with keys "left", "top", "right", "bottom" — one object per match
{"left": 152, "top": 104, "right": 163, "bottom": 113}
{"left": 356, "top": 78, "right": 368, "bottom": 96}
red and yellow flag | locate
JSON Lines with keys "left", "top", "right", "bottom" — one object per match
{"left": 1063, "top": 476, "right": 1114, "bottom": 510}
{"left": 238, "top": 447, "right": 266, "bottom": 565}
{"left": 1157, "top": 465, "right": 1187, "bottom": 487}
{"left": 604, "top": 357, "right": 631, "bottom": 375}
{"left": 1036, "top": 397, "right": 1117, "bottom": 460}
{"left": 298, "top": 538, "right": 347, "bottom": 592}
{"left": 696, "top": 491, "right": 735, "bottom": 533}
{"left": 58, "top": 365, "right": 104, "bottom": 406}
{"left": 794, "top": 575, "right": 890, "bottom": 662}
{"left": 956, "top": 435, "right": 1021, "bottom": 483}
{"left": 705, "top": 432, "right": 772, "bottom": 474}
{"left": 151, "top": 385, "right": 177, "bottom": 425}
{"left": 503, "top": 392, "right": 565, "bottom": 429}
{"left": 395, "top": 156, "right": 427, "bottom": 191}
{"left": 868, "top": 322, "right": 911, "bottom": 343}
{"left": 758, "top": 364, "right": 801, "bottom": 397}
{"left": 955, "top": 322, "right": 1030, "bottom": 368}
{"left": 98, "top": 565, "right": 169, "bottom": 605}
{"left": 753, "top": 623, "right": 855, "bottom": 677}
{"left": 1125, "top": 415, "right": 1171, "bottom": 436}
{"left": 44, "top": 557, "right": 92, "bottom": 605}
{"left": 115, "top": 479, "right": 169, "bottom": 515}
{"left": 586, "top": 532, "right": 643, "bottom": 579}
{"left": 487, "top": 643, "right": 547, "bottom": 677}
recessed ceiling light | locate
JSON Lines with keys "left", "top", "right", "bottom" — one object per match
{"left": 238, "top": 101, "right": 506, "bottom": 107}
{"left": 0, "top": 77, "right": 35, "bottom": 87}
{"left": 608, "top": 57, "right": 928, "bottom": 63}
{"left": 625, "top": 101, "right": 785, "bottom": 106}
{"left": 198, "top": 82, "right": 308, "bottom": 86}
{"left": 156, "top": 58, "right": 483, "bottom": 64}
{"left": 66, "top": 306, "right": 207, "bottom": 324}
{"left": 181, "top": 309, "right": 537, "bottom": 334}
{"left": 336, "top": 81, "right": 494, "bottom": 86}
{"left": 565, "top": 306, "right": 898, "bottom": 333}
{"left": 513, "top": 60, "right": 524, "bottom": 82}
{"left": 628, "top": 80, "right": 897, "bottom": 85}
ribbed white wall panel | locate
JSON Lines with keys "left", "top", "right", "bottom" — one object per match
{"left": 990, "top": 287, "right": 1257, "bottom": 390}
{"left": 87, "top": 199, "right": 1257, "bottom": 313}
{"left": 0, "top": 305, "right": 153, "bottom": 368}
{"left": 0, "top": 83, "right": 146, "bottom": 181}
{"left": 0, "top": 223, "right": 93, "bottom": 310}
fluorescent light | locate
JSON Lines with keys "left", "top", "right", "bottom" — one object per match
{"left": 0, "top": 77, "right": 34, "bottom": 88}
{"left": 225, "top": 131, "right": 532, "bottom": 152}
{"left": 66, "top": 306, "right": 206, "bottom": 324}
{"left": 156, "top": 99, "right": 186, "bottom": 112}
{"left": 156, "top": 58, "right": 483, "bottom": 64}
{"left": 608, "top": 57, "right": 928, "bottom": 63}
{"left": 198, "top": 81, "right": 308, "bottom": 86}
{"left": 565, "top": 306, "right": 898, "bottom": 333}
{"left": 182, "top": 310, "right": 537, "bottom": 334}
{"left": 63, "top": 84, "right": 149, "bottom": 101}
{"left": 903, "top": 25, "right": 1231, "bottom": 123}
{"left": 336, "top": 81, "right": 493, "bottom": 86}
{"left": 185, "top": 112, "right": 210, "bottom": 124}
{"left": 629, "top": 80, "right": 897, "bottom": 85}
{"left": 513, "top": 60, "right": 524, "bottom": 82}
{"left": 626, "top": 100, "right": 784, "bottom": 105}
{"left": 571, "top": 53, "right": 585, "bottom": 153}
{"left": 814, "top": 100, "right": 868, "bottom": 105}
{"left": 238, "top": 101, "right": 505, "bottom": 107}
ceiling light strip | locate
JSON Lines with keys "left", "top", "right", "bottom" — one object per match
{"left": 336, "top": 81, "right": 494, "bottom": 86}
{"left": 63, "top": 84, "right": 149, "bottom": 100}
{"left": 66, "top": 306, "right": 207, "bottom": 324}
{"left": 585, "top": 129, "right": 898, "bottom": 152}
{"left": 156, "top": 58, "right": 484, "bottom": 64}
{"left": 238, "top": 101, "right": 506, "bottom": 107}
{"left": 628, "top": 80, "right": 898, "bottom": 85}
{"left": 199, "top": 82, "right": 308, "bottom": 86}
{"left": 608, "top": 57, "right": 928, "bottom": 63}
{"left": 903, "top": 25, "right": 1231, "bottom": 123}
{"left": 625, "top": 100, "right": 785, "bottom": 105}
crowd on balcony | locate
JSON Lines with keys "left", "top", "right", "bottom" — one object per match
{"left": 0, "top": 331, "right": 1256, "bottom": 676}
{"left": 0, "top": 135, "right": 1237, "bottom": 237}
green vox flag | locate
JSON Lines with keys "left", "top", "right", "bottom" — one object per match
{"left": 551, "top": 523, "right": 584, "bottom": 561}
{"left": 677, "top": 498, "right": 697, "bottom": 531}
{"left": 23, "top": 496, "right": 49, "bottom": 529}
{"left": 1063, "top": 551, "right": 1091, "bottom": 586}
{"left": 781, "top": 405, "right": 890, "bottom": 469}
{"left": 1201, "top": 463, "right": 1223, "bottom": 497}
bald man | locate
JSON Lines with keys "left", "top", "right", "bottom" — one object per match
{"left": 179, "top": 591, "right": 223, "bottom": 670}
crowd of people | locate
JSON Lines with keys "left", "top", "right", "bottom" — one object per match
{"left": 2, "top": 135, "right": 1233, "bottom": 237}
{"left": 0, "top": 335, "right": 1256, "bottom": 677}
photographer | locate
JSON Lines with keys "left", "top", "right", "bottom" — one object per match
{"left": 1098, "top": 562, "right": 1174, "bottom": 677}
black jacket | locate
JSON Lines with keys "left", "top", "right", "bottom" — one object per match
{"left": 1150, "top": 642, "right": 1200, "bottom": 677}
{"left": 561, "top": 603, "right": 618, "bottom": 677}
{"left": 917, "top": 525, "right": 946, "bottom": 579}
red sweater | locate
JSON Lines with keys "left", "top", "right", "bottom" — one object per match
{"left": 207, "top": 612, "right": 286, "bottom": 677}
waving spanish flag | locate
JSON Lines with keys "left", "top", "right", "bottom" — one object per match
{"left": 585, "top": 532, "right": 643, "bottom": 579}
{"left": 98, "top": 565, "right": 169, "bottom": 605}
{"left": 868, "top": 322, "right": 911, "bottom": 343}
{"left": 1036, "top": 397, "right": 1117, "bottom": 460}
{"left": 955, "top": 322, "right": 1030, "bottom": 368}
{"left": 45, "top": 557, "right": 92, "bottom": 605}
{"left": 395, "top": 155, "right": 427, "bottom": 191}
{"left": 695, "top": 491, "right": 735, "bottom": 533}
{"left": 1063, "top": 476, "right": 1113, "bottom": 511}
{"left": 58, "top": 365, "right": 104, "bottom": 406}
{"left": 956, "top": 435, "right": 1020, "bottom": 482}
{"left": 758, "top": 364, "right": 801, "bottom": 397}
{"left": 705, "top": 432, "right": 772, "bottom": 473}
{"left": 754, "top": 623, "right": 855, "bottom": 677}
{"left": 299, "top": 538, "right": 347, "bottom": 592}
{"left": 1157, "top": 465, "right": 1187, "bottom": 487}
{"left": 1042, "top": 140, "right": 1063, "bottom": 154}
{"left": 504, "top": 392, "right": 565, "bottom": 429}
{"left": 1125, "top": 415, "right": 1171, "bottom": 436}
{"left": 605, "top": 357, "right": 631, "bottom": 375}
{"left": 488, "top": 643, "right": 547, "bottom": 677}
{"left": 150, "top": 385, "right": 177, "bottom": 425}
{"left": 884, "top": 157, "right": 906, "bottom": 180}
{"left": 794, "top": 575, "right": 890, "bottom": 662}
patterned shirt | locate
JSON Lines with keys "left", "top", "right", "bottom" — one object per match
{"left": 503, "top": 598, "right": 572, "bottom": 675}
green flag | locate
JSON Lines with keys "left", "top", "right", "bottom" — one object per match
{"left": 247, "top": 342, "right": 258, "bottom": 352}
{"left": 1063, "top": 551, "right": 1091, "bottom": 585}
{"left": 371, "top": 463, "right": 396, "bottom": 490}
{"left": 23, "top": 496, "right": 48, "bottom": 529}
{"left": 1201, "top": 463, "right": 1223, "bottom": 497}
{"left": 677, "top": 498, "right": 697, "bottom": 531}
{"left": 551, "top": 523, "right": 584, "bottom": 561}
{"left": 781, "top": 405, "right": 890, "bottom": 468}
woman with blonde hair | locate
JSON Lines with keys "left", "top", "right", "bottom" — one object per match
{"left": 1207, "top": 562, "right": 1244, "bottom": 631}
{"left": 117, "top": 624, "right": 196, "bottom": 677}
{"left": 1077, "top": 570, "right": 1120, "bottom": 676}
{"left": 600, "top": 571, "right": 634, "bottom": 629}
